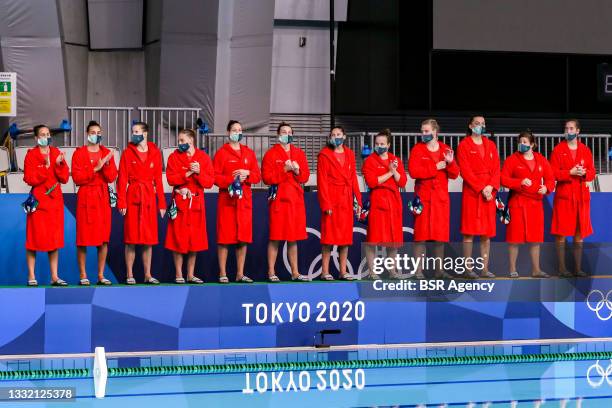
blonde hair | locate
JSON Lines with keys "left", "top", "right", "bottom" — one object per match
{"left": 421, "top": 118, "right": 440, "bottom": 133}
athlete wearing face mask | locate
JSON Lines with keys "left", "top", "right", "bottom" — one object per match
{"left": 408, "top": 119, "right": 459, "bottom": 279}
{"left": 117, "top": 121, "right": 166, "bottom": 285}
{"left": 550, "top": 119, "right": 595, "bottom": 278}
{"left": 317, "top": 126, "right": 362, "bottom": 281}
{"left": 24, "top": 124, "right": 70, "bottom": 287}
{"left": 456, "top": 115, "right": 500, "bottom": 279}
{"left": 164, "top": 128, "right": 214, "bottom": 285}
{"left": 72, "top": 121, "right": 117, "bottom": 286}
{"left": 213, "top": 119, "right": 262, "bottom": 284}
{"left": 363, "top": 129, "right": 407, "bottom": 280}
{"left": 501, "top": 131, "right": 555, "bottom": 279}
{"left": 261, "top": 122, "right": 310, "bottom": 282}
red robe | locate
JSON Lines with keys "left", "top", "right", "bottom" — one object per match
{"left": 262, "top": 143, "right": 309, "bottom": 241}
{"left": 72, "top": 145, "right": 118, "bottom": 246}
{"left": 408, "top": 142, "right": 459, "bottom": 242}
{"left": 457, "top": 136, "right": 501, "bottom": 237}
{"left": 23, "top": 146, "right": 70, "bottom": 251}
{"left": 213, "top": 143, "right": 262, "bottom": 244}
{"left": 550, "top": 141, "right": 595, "bottom": 238}
{"left": 117, "top": 142, "right": 166, "bottom": 245}
{"left": 501, "top": 152, "right": 555, "bottom": 243}
{"left": 164, "top": 149, "right": 214, "bottom": 253}
{"left": 363, "top": 153, "right": 407, "bottom": 245}
{"left": 317, "top": 146, "right": 362, "bottom": 245}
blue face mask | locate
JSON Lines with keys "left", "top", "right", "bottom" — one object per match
{"left": 331, "top": 137, "right": 344, "bottom": 147}
{"left": 566, "top": 133, "right": 577, "bottom": 141}
{"left": 279, "top": 135, "right": 293, "bottom": 145}
{"left": 130, "top": 134, "right": 144, "bottom": 145}
{"left": 375, "top": 146, "right": 388, "bottom": 155}
{"left": 37, "top": 137, "right": 50, "bottom": 147}
{"left": 518, "top": 143, "right": 531, "bottom": 153}
{"left": 421, "top": 133, "right": 434, "bottom": 143}
{"left": 87, "top": 134, "right": 102, "bottom": 145}
{"left": 472, "top": 125, "right": 484, "bottom": 135}
{"left": 178, "top": 143, "right": 190, "bottom": 153}
{"left": 229, "top": 132, "right": 243, "bottom": 142}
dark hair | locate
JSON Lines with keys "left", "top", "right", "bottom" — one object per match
{"left": 226, "top": 120, "right": 241, "bottom": 132}
{"left": 466, "top": 115, "right": 485, "bottom": 135}
{"left": 518, "top": 129, "right": 537, "bottom": 150}
{"left": 33, "top": 124, "right": 50, "bottom": 137}
{"left": 179, "top": 128, "right": 196, "bottom": 141}
{"left": 276, "top": 121, "right": 293, "bottom": 135}
{"left": 132, "top": 121, "right": 149, "bottom": 133}
{"left": 86, "top": 120, "right": 101, "bottom": 133}
{"left": 329, "top": 125, "right": 345, "bottom": 136}
{"left": 565, "top": 118, "right": 581, "bottom": 131}
{"left": 375, "top": 128, "right": 392, "bottom": 144}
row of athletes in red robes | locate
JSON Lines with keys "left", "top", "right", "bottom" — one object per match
{"left": 23, "top": 117, "right": 593, "bottom": 285}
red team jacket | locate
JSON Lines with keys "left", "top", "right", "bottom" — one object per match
{"left": 549, "top": 141, "right": 595, "bottom": 238}
{"left": 117, "top": 142, "right": 166, "bottom": 245}
{"left": 261, "top": 143, "right": 310, "bottom": 241}
{"left": 408, "top": 142, "right": 459, "bottom": 242}
{"left": 164, "top": 149, "right": 215, "bottom": 253}
{"left": 363, "top": 152, "right": 407, "bottom": 244}
{"left": 457, "top": 136, "right": 501, "bottom": 237}
{"left": 213, "top": 143, "right": 262, "bottom": 244}
{"left": 23, "top": 146, "right": 70, "bottom": 251}
{"left": 71, "top": 145, "right": 118, "bottom": 246}
{"left": 317, "top": 146, "right": 362, "bottom": 245}
{"left": 501, "top": 152, "right": 555, "bottom": 243}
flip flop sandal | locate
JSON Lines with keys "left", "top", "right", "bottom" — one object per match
{"left": 219, "top": 276, "right": 229, "bottom": 284}
{"left": 574, "top": 270, "right": 588, "bottom": 277}
{"left": 509, "top": 271, "right": 519, "bottom": 278}
{"left": 532, "top": 271, "right": 550, "bottom": 278}
{"left": 188, "top": 276, "right": 204, "bottom": 284}
{"left": 320, "top": 274, "right": 335, "bottom": 281}
{"left": 291, "top": 274, "right": 310, "bottom": 282}
{"left": 27, "top": 279, "right": 38, "bottom": 287}
{"left": 481, "top": 271, "right": 496, "bottom": 278}
{"left": 365, "top": 273, "right": 381, "bottom": 281}
{"left": 97, "top": 278, "right": 112, "bottom": 286}
{"left": 236, "top": 275, "right": 253, "bottom": 283}
{"left": 79, "top": 278, "right": 90, "bottom": 286}
{"left": 175, "top": 277, "right": 186, "bottom": 284}
{"left": 52, "top": 279, "right": 68, "bottom": 287}
{"left": 268, "top": 275, "right": 281, "bottom": 282}
{"left": 145, "top": 277, "right": 160, "bottom": 285}
{"left": 558, "top": 270, "right": 573, "bottom": 278}
{"left": 339, "top": 274, "right": 354, "bottom": 281}
{"left": 126, "top": 277, "right": 136, "bottom": 285}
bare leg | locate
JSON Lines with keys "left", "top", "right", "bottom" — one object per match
{"left": 413, "top": 241, "right": 426, "bottom": 278}
{"left": 236, "top": 243, "right": 247, "bottom": 279}
{"left": 48, "top": 250, "right": 59, "bottom": 282}
{"left": 142, "top": 245, "right": 152, "bottom": 280}
{"left": 365, "top": 244, "right": 376, "bottom": 276}
{"left": 508, "top": 244, "right": 519, "bottom": 275}
{"left": 287, "top": 241, "right": 300, "bottom": 278}
{"left": 387, "top": 247, "right": 399, "bottom": 276}
{"left": 480, "top": 236, "right": 492, "bottom": 275}
{"left": 172, "top": 251, "right": 184, "bottom": 280}
{"left": 338, "top": 245, "right": 349, "bottom": 277}
{"left": 555, "top": 235, "right": 570, "bottom": 276}
{"left": 77, "top": 246, "right": 87, "bottom": 280}
{"left": 97, "top": 243, "right": 108, "bottom": 281}
{"left": 125, "top": 244, "right": 136, "bottom": 280}
{"left": 433, "top": 242, "right": 448, "bottom": 278}
{"left": 186, "top": 252, "right": 197, "bottom": 280}
{"left": 26, "top": 250, "right": 36, "bottom": 282}
{"left": 267, "top": 240, "right": 279, "bottom": 277}
{"left": 573, "top": 233, "right": 584, "bottom": 276}
{"left": 218, "top": 244, "right": 228, "bottom": 278}
{"left": 321, "top": 245, "right": 332, "bottom": 278}
{"left": 529, "top": 243, "right": 543, "bottom": 275}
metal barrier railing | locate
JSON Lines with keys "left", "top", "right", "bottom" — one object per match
{"left": 68, "top": 106, "right": 133, "bottom": 150}
{"left": 137, "top": 107, "right": 201, "bottom": 149}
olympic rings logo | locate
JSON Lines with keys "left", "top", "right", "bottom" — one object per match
{"left": 586, "top": 360, "right": 612, "bottom": 388}
{"left": 586, "top": 290, "right": 612, "bottom": 321}
{"left": 281, "top": 226, "right": 414, "bottom": 280}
